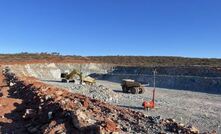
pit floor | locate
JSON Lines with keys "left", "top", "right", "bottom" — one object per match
{"left": 44, "top": 79, "right": 221, "bottom": 133}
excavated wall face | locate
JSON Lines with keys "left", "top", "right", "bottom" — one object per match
{"left": 93, "top": 66, "right": 221, "bottom": 94}
{"left": 94, "top": 74, "right": 221, "bottom": 94}
{"left": 5, "top": 63, "right": 221, "bottom": 94}
{"left": 5, "top": 63, "right": 112, "bottom": 80}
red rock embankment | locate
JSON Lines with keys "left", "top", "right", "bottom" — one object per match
{"left": 0, "top": 69, "right": 214, "bottom": 134}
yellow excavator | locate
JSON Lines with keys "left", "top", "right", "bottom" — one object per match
{"left": 60, "top": 69, "right": 96, "bottom": 85}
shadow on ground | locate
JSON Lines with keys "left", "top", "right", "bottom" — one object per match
{"left": 42, "top": 79, "right": 63, "bottom": 83}
{"left": 113, "top": 89, "right": 124, "bottom": 93}
{"left": 117, "top": 105, "right": 144, "bottom": 110}
{"left": 0, "top": 73, "right": 74, "bottom": 134}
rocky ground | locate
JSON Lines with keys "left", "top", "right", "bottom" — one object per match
{"left": 44, "top": 79, "right": 221, "bottom": 133}
{"left": 43, "top": 80, "right": 118, "bottom": 104}
{"left": 0, "top": 69, "right": 209, "bottom": 134}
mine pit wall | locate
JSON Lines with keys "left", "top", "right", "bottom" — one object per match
{"left": 5, "top": 63, "right": 113, "bottom": 80}
{"left": 4, "top": 63, "right": 221, "bottom": 94}
{"left": 94, "top": 66, "right": 221, "bottom": 94}
{"left": 94, "top": 74, "right": 221, "bottom": 94}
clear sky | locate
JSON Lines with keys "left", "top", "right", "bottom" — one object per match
{"left": 0, "top": 0, "right": 221, "bottom": 57}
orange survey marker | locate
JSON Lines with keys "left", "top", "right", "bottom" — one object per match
{"left": 142, "top": 89, "right": 155, "bottom": 110}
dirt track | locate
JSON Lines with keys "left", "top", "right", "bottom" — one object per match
{"left": 45, "top": 79, "right": 221, "bottom": 133}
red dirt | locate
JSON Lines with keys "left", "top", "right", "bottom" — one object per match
{"left": 0, "top": 68, "right": 214, "bottom": 134}
{"left": 0, "top": 70, "right": 121, "bottom": 133}
{"left": 0, "top": 72, "right": 26, "bottom": 133}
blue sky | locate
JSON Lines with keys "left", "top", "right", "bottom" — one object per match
{"left": 0, "top": 0, "right": 221, "bottom": 57}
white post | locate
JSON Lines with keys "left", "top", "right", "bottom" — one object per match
{"left": 153, "top": 69, "right": 157, "bottom": 90}
{"left": 153, "top": 69, "right": 157, "bottom": 105}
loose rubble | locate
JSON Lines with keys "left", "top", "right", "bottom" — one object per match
{"left": 46, "top": 81, "right": 119, "bottom": 103}
{"left": 0, "top": 69, "right": 216, "bottom": 133}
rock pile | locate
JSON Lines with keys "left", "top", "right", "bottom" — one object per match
{"left": 54, "top": 83, "right": 119, "bottom": 103}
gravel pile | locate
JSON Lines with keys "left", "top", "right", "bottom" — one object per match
{"left": 44, "top": 81, "right": 120, "bottom": 103}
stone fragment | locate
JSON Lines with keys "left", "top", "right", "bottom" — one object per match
{"left": 48, "top": 111, "right": 53, "bottom": 120}
{"left": 71, "top": 109, "right": 96, "bottom": 130}
{"left": 82, "top": 98, "right": 89, "bottom": 108}
{"left": 104, "top": 118, "right": 119, "bottom": 132}
{"left": 23, "top": 109, "right": 36, "bottom": 119}
{"left": 189, "top": 126, "right": 199, "bottom": 134}
{"left": 55, "top": 90, "right": 63, "bottom": 96}
{"left": 45, "top": 95, "right": 52, "bottom": 100}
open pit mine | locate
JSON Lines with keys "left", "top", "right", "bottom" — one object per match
{"left": 0, "top": 62, "right": 220, "bottom": 134}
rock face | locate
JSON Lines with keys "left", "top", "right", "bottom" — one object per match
{"left": 93, "top": 66, "right": 221, "bottom": 94}
{"left": 110, "top": 66, "right": 221, "bottom": 77}
{"left": 5, "top": 63, "right": 112, "bottom": 80}
{"left": 4, "top": 63, "right": 221, "bottom": 94}
{"left": 94, "top": 74, "right": 221, "bottom": 94}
